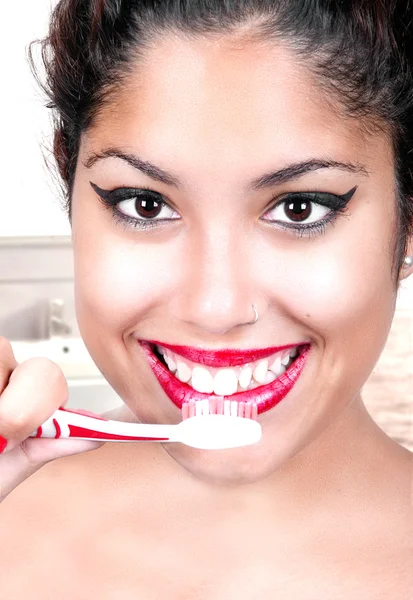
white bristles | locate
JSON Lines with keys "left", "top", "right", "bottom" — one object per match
{"left": 181, "top": 398, "right": 258, "bottom": 421}
{"left": 195, "top": 400, "right": 201, "bottom": 416}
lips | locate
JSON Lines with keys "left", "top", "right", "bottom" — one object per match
{"left": 145, "top": 340, "right": 301, "bottom": 367}
{"left": 140, "top": 341, "right": 311, "bottom": 415}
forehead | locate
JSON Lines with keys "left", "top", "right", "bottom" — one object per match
{"left": 83, "top": 34, "right": 392, "bottom": 178}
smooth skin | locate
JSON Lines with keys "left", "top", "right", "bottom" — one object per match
{"left": 0, "top": 33, "right": 412, "bottom": 598}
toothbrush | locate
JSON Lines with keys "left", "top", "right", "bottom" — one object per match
{"left": 28, "top": 398, "right": 262, "bottom": 450}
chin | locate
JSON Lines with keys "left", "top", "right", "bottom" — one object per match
{"left": 162, "top": 440, "right": 286, "bottom": 486}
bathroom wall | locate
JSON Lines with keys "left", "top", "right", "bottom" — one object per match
{"left": 0, "top": 236, "right": 78, "bottom": 340}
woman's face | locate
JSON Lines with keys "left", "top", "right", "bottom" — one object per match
{"left": 71, "top": 34, "right": 412, "bottom": 484}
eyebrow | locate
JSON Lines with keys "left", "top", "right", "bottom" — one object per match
{"left": 83, "top": 148, "right": 369, "bottom": 190}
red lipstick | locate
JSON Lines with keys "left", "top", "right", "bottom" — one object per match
{"left": 145, "top": 340, "right": 304, "bottom": 368}
{"left": 140, "top": 341, "right": 311, "bottom": 415}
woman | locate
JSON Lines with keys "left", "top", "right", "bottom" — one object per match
{"left": 0, "top": 0, "right": 412, "bottom": 596}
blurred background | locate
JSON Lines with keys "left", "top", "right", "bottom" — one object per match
{"left": 0, "top": 0, "right": 122, "bottom": 414}
{"left": 0, "top": 1, "right": 411, "bottom": 449}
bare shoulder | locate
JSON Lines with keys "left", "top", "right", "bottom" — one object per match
{"left": 377, "top": 437, "right": 413, "bottom": 522}
{"left": 372, "top": 440, "right": 413, "bottom": 571}
{"left": 0, "top": 452, "right": 92, "bottom": 596}
{"left": 0, "top": 444, "right": 110, "bottom": 542}
{"left": 385, "top": 438, "right": 413, "bottom": 499}
{"left": 0, "top": 442, "right": 157, "bottom": 597}
{"left": 0, "top": 437, "right": 157, "bottom": 527}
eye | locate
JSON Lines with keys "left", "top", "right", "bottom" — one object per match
{"left": 117, "top": 192, "right": 178, "bottom": 221}
{"left": 90, "top": 182, "right": 181, "bottom": 230}
{"left": 261, "top": 189, "right": 356, "bottom": 238}
{"left": 264, "top": 194, "right": 332, "bottom": 225}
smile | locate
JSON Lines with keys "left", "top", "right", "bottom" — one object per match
{"left": 139, "top": 341, "right": 311, "bottom": 414}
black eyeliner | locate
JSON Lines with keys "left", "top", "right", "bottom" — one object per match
{"left": 89, "top": 181, "right": 163, "bottom": 204}
{"left": 90, "top": 181, "right": 358, "bottom": 207}
{"left": 90, "top": 181, "right": 111, "bottom": 201}
{"left": 339, "top": 185, "right": 358, "bottom": 203}
{"left": 282, "top": 185, "right": 358, "bottom": 208}
{"left": 90, "top": 180, "right": 357, "bottom": 238}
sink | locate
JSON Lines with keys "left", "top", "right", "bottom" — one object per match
{"left": 10, "top": 336, "right": 102, "bottom": 379}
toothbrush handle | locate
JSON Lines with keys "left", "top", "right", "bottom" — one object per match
{"left": 29, "top": 407, "right": 172, "bottom": 442}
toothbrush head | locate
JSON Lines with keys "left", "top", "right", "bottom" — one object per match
{"left": 178, "top": 398, "right": 262, "bottom": 450}
{"left": 182, "top": 397, "right": 258, "bottom": 420}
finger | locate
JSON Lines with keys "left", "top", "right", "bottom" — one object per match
{"left": 0, "top": 357, "right": 69, "bottom": 448}
{"left": 0, "top": 336, "right": 18, "bottom": 395}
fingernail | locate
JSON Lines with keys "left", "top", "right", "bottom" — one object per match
{"left": 0, "top": 436, "right": 8, "bottom": 454}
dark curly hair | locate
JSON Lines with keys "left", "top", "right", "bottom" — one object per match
{"left": 30, "top": 0, "right": 413, "bottom": 287}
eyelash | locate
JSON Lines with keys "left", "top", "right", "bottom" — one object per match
{"left": 91, "top": 183, "right": 354, "bottom": 239}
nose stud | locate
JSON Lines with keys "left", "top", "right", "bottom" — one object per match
{"left": 249, "top": 304, "right": 258, "bottom": 324}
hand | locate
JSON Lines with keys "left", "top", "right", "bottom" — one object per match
{"left": 0, "top": 336, "right": 104, "bottom": 503}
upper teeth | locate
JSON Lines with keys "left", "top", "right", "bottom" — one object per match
{"left": 157, "top": 345, "right": 300, "bottom": 396}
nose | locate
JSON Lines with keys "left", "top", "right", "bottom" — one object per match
{"left": 171, "top": 228, "right": 260, "bottom": 335}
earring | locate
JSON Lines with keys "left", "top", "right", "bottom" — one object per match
{"left": 403, "top": 256, "right": 413, "bottom": 267}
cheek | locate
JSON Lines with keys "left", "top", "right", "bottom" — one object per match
{"left": 266, "top": 197, "right": 395, "bottom": 341}
{"left": 286, "top": 250, "right": 393, "bottom": 336}
{"left": 72, "top": 238, "right": 179, "bottom": 332}
{"left": 271, "top": 240, "right": 395, "bottom": 411}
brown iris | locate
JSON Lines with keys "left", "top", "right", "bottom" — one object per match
{"left": 284, "top": 199, "right": 312, "bottom": 222}
{"left": 135, "top": 196, "right": 163, "bottom": 219}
